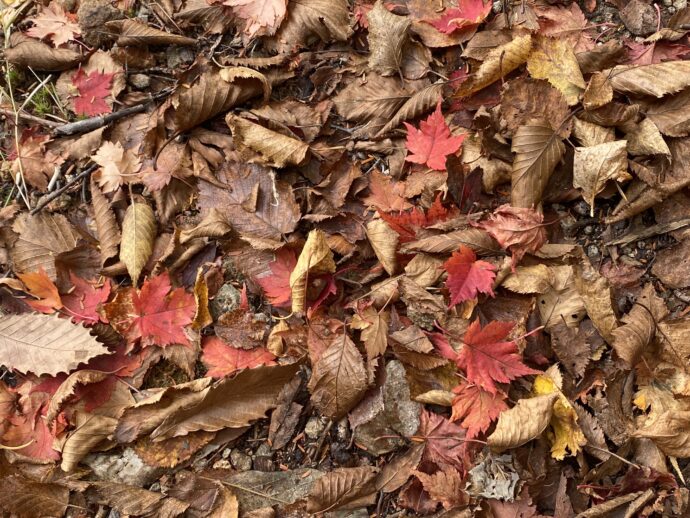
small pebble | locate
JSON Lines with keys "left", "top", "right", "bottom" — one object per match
{"left": 584, "top": 225, "right": 594, "bottom": 235}
{"left": 230, "top": 450, "right": 252, "bottom": 471}
{"left": 663, "top": 0, "right": 672, "bottom": 6}
{"left": 669, "top": 6, "right": 676, "bottom": 12}
{"left": 637, "top": 241, "right": 646, "bottom": 250}
{"left": 587, "top": 245, "right": 600, "bottom": 257}
{"left": 212, "top": 459, "right": 232, "bottom": 470}
{"left": 222, "top": 448, "right": 231, "bottom": 459}
{"left": 572, "top": 201, "right": 590, "bottom": 216}
{"left": 492, "top": 0, "right": 502, "bottom": 13}
{"left": 305, "top": 417, "right": 327, "bottom": 440}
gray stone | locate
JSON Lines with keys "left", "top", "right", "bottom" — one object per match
{"left": 353, "top": 360, "right": 421, "bottom": 455}
{"left": 166, "top": 46, "right": 195, "bottom": 70}
{"left": 211, "top": 283, "right": 242, "bottom": 318}
{"left": 83, "top": 448, "right": 163, "bottom": 487}
{"left": 305, "top": 416, "right": 328, "bottom": 439}
{"left": 674, "top": 0, "right": 687, "bottom": 9}
{"left": 77, "top": 0, "right": 124, "bottom": 46}
{"left": 212, "top": 459, "right": 232, "bottom": 470}
{"left": 587, "top": 245, "right": 600, "bottom": 257}
{"left": 129, "top": 74, "right": 151, "bottom": 89}
{"left": 227, "top": 469, "right": 324, "bottom": 512}
{"left": 230, "top": 450, "right": 253, "bottom": 471}
{"left": 620, "top": 0, "right": 657, "bottom": 36}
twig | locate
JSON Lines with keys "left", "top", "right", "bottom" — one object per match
{"left": 0, "top": 108, "right": 61, "bottom": 128}
{"left": 52, "top": 89, "right": 172, "bottom": 137}
{"left": 29, "top": 163, "right": 97, "bottom": 215}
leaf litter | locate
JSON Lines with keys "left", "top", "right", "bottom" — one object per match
{"left": 2, "top": 0, "right": 690, "bottom": 516}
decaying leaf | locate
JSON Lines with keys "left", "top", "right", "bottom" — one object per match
{"left": 573, "top": 140, "right": 630, "bottom": 215}
{"left": 120, "top": 201, "right": 157, "bottom": 286}
{"left": 366, "top": 219, "right": 399, "bottom": 276}
{"left": 605, "top": 61, "right": 690, "bottom": 97}
{"left": 527, "top": 35, "right": 586, "bottom": 105}
{"left": 306, "top": 466, "right": 378, "bottom": 513}
{"left": 290, "top": 230, "right": 336, "bottom": 314}
{"left": 367, "top": 1, "right": 410, "bottom": 76}
{"left": 488, "top": 393, "right": 558, "bottom": 451}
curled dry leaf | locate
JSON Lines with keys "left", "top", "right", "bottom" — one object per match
{"left": 633, "top": 410, "right": 690, "bottom": 458}
{"left": 605, "top": 61, "right": 690, "bottom": 97}
{"left": 106, "top": 19, "right": 197, "bottom": 46}
{"left": 306, "top": 466, "right": 378, "bottom": 513}
{"left": 289, "top": 230, "right": 336, "bottom": 313}
{"left": 487, "top": 392, "right": 558, "bottom": 451}
{"left": 574, "top": 257, "right": 618, "bottom": 344}
{"left": 378, "top": 83, "right": 445, "bottom": 137}
{"left": 367, "top": 0, "right": 410, "bottom": 76}
{"left": 4, "top": 33, "right": 84, "bottom": 71}
{"left": 61, "top": 412, "right": 118, "bottom": 472}
{"left": 46, "top": 369, "right": 111, "bottom": 423}
{"left": 611, "top": 283, "right": 668, "bottom": 366}
{"left": 366, "top": 219, "right": 399, "bottom": 276}
{"left": 11, "top": 212, "right": 78, "bottom": 280}
{"left": 90, "top": 177, "right": 121, "bottom": 266}
{"left": 226, "top": 114, "right": 309, "bottom": 167}
{"left": 511, "top": 123, "right": 566, "bottom": 208}
{"left": 0, "top": 313, "right": 109, "bottom": 376}
{"left": 120, "top": 201, "right": 157, "bottom": 286}
{"left": 573, "top": 140, "right": 630, "bottom": 215}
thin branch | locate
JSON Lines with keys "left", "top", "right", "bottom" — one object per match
{"left": 30, "top": 163, "right": 98, "bottom": 215}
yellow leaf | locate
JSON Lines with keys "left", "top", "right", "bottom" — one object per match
{"left": 527, "top": 35, "right": 586, "bottom": 106}
{"left": 289, "top": 230, "right": 336, "bottom": 313}
{"left": 533, "top": 368, "right": 586, "bottom": 460}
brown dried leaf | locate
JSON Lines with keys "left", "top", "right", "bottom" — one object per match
{"left": 573, "top": 140, "right": 630, "bottom": 214}
{"left": 165, "top": 65, "right": 270, "bottom": 133}
{"left": 61, "top": 412, "right": 118, "bottom": 472}
{"left": 511, "top": 123, "right": 566, "bottom": 208}
{"left": 646, "top": 88, "right": 690, "bottom": 137}
{"left": 583, "top": 72, "right": 613, "bottom": 110}
{"left": 90, "top": 177, "right": 121, "bottom": 266}
{"left": 572, "top": 118, "right": 616, "bottom": 147}
{"left": 390, "top": 325, "right": 433, "bottom": 353}
{"left": 611, "top": 283, "right": 668, "bottom": 366}
{"left": 46, "top": 370, "right": 110, "bottom": 423}
{"left": 4, "top": 33, "right": 84, "bottom": 71}
{"left": 0, "top": 475, "right": 69, "bottom": 517}
{"left": 455, "top": 35, "right": 533, "bottom": 98}
{"left": 399, "top": 276, "right": 447, "bottom": 329}
{"left": 605, "top": 61, "right": 690, "bottom": 97}
{"left": 538, "top": 265, "right": 587, "bottom": 330}
{"left": 0, "top": 313, "right": 109, "bottom": 376}
{"left": 134, "top": 431, "right": 217, "bottom": 468}
{"left": 309, "top": 332, "right": 368, "bottom": 419}
{"left": 400, "top": 228, "right": 500, "bottom": 255}
{"left": 625, "top": 118, "right": 671, "bottom": 156}
{"left": 106, "top": 18, "right": 197, "bottom": 46}
{"left": 414, "top": 467, "right": 467, "bottom": 510}
{"left": 550, "top": 320, "right": 598, "bottom": 378}
{"left": 290, "top": 230, "right": 336, "bottom": 313}
{"left": 500, "top": 78, "right": 571, "bottom": 138}
{"left": 574, "top": 257, "right": 618, "bottom": 343}
{"left": 226, "top": 114, "right": 309, "bottom": 167}
{"left": 375, "top": 443, "right": 424, "bottom": 493}
{"left": 376, "top": 83, "right": 443, "bottom": 136}
{"left": 87, "top": 482, "right": 189, "bottom": 516}
{"left": 633, "top": 409, "right": 690, "bottom": 457}
{"left": 352, "top": 307, "right": 390, "bottom": 360}
{"left": 367, "top": 1, "right": 410, "bottom": 76}
{"left": 366, "top": 219, "right": 399, "bottom": 276}
{"left": 527, "top": 35, "right": 586, "bottom": 105}
{"left": 502, "top": 264, "right": 555, "bottom": 294}
{"left": 306, "top": 466, "right": 378, "bottom": 513}
{"left": 487, "top": 393, "right": 558, "bottom": 451}
{"left": 120, "top": 201, "right": 156, "bottom": 286}
{"left": 198, "top": 162, "right": 300, "bottom": 249}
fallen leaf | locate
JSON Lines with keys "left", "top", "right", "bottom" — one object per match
{"left": 366, "top": 219, "right": 399, "bottom": 275}
{"left": 367, "top": 1, "right": 410, "bottom": 76}
{"left": 71, "top": 68, "right": 114, "bottom": 117}
{"left": 414, "top": 467, "right": 467, "bottom": 510}
{"left": 289, "top": 230, "right": 336, "bottom": 314}
{"left": 62, "top": 274, "right": 111, "bottom": 324}
{"left": 444, "top": 245, "right": 496, "bottom": 307}
{"left": 27, "top": 1, "right": 80, "bottom": 47}
{"left": 120, "top": 201, "right": 157, "bottom": 286}
{"left": 17, "top": 268, "right": 62, "bottom": 313}
{"left": 416, "top": 409, "right": 472, "bottom": 471}
{"left": 573, "top": 140, "right": 630, "bottom": 215}
{"left": 527, "top": 35, "right": 586, "bottom": 105}
{"left": 605, "top": 61, "right": 690, "bottom": 97}
{"left": 201, "top": 336, "right": 276, "bottom": 378}
{"left": 306, "top": 466, "right": 378, "bottom": 513}
{"left": 451, "top": 382, "right": 508, "bottom": 439}
{"left": 352, "top": 306, "right": 390, "bottom": 360}
{"left": 487, "top": 392, "right": 557, "bottom": 451}
{"left": 424, "top": 0, "right": 491, "bottom": 33}
{"left": 255, "top": 248, "right": 296, "bottom": 307}
{"left": 404, "top": 101, "right": 465, "bottom": 171}
{"left": 92, "top": 141, "right": 142, "bottom": 193}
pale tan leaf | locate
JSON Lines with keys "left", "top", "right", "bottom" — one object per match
{"left": 208, "top": 483, "right": 239, "bottom": 518}
{"left": 527, "top": 35, "right": 586, "bottom": 105}
{"left": 502, "top": 264, "right": 555, "bottom": 294}
{"left": 611, "top": 283, "right": 668, "bottom": 366}
{"left": 572, "top": 117, "right": 616, "bottom": 147}
{"left": 11, "top": 212, "right": 79, "bottom": 280}
{"left": 0, "top": 475, "right": 69, "bottom": 517}
{"left": 226, "top": 114, "right": 309, "bottom": 167}
{"left": 106, "top": 18, "right": 197, "bottom": 46}
{"left": 375, "top": 443, "right": 424, "bottom": 492}
{"left": 605, "top": 61, "right": 690, "bottom": 97}
{"left": 404, "top": 253, "right": 444, "bottom": 287}
{"left": 573, "top": 140, "right": 630, "bottom": 214}
{"left": 389, "top": 325, "right": 433, "bottom": 353}
{"left": 165, "top": 65, "right": 270, "bottom": 134}
{"left": 646, "top": 88, "right": 690, "bottom": 137}
{"left": 367, "top": 0, "right": 410, "bottom": 76}
{"left": 487, "top": 393, "right": 558, "bottom": 451}
{"left": 455, "top": 35, "right": 533, "bottom": 98}
{"left": 582, "top": 71, "right": 613, "bottom": 110}
{"left": 376, "top": 83, "right": 443, "bottom": 136}
{"left": 87, "top": 482, "right": 189, "bottom": 516}
{"left": 414, "top": 389, "right": 454, "bottom": 406}
{"left": 46, "top": 370, "right": 110, "bottom": 423}
{"left": 120, "top": 201, "right": 156, "bottom": 286}
{"left": 633, "top": 410, "right": 690, "bottom": 457}
{"left": 511, "top": 123, "right": 566, "bottom": 208}
{"left": 179, "top": 209, "right": 232, "bottom": 245}
{"left": 306, "top": 466, "right": 378, "bottom": 513}
{"left": 290, "top": 230, "right": 336, "bottom": 313}
{"left": 574, "top": 257, "right": 618, "bottom": 343}
{"left": 61, "top": 412, "right": 118, "bottom": 472}
{"left": 309, "top": 333, "right": 368, "bottom": 419}
{"left": 90, "top": 177, "right": 121, "bottom": 266}
{"left": 538, "top": 265, "right": 587, "bottom": 330}
{"left": 0, "top": 313, "right": 109, "bottom": 376}
{"left": 624, "top": 117, "right": 671, "bottom": 156}
{"left": 4, "top": 33, "right": 84, "bottom": 71}
{"left": 352, "top": 307, "right": 390, "bottom": 360}
{"left": 366, "top": 219, "right": 399, "bottom": 276}
{"left": 400, "top": 228, "right": 500, "bottom": 255}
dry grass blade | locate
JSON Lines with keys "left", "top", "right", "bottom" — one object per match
{"left": 11, "top": 212, "right": 79, "bottom": 280}
{"left": 511, "top": 123, "right": 566, "bottom": 208}
{"left": 226, "top": 114, "right": 310, "bottom": 167}
{"left": 106, "top": 19, "right": 197, "bottom": 46}
{"left": 165, "top": 65, "right": 270, "bottom": 134}
{"left": 120, "top": 201, "right": 156, "bottom": 286}
{"left": 376, "top": 82, "right": 443, "bottom": 136}
{"left": 4, "top": 33, "right": 84, "bottom": 71}
{"left": 605, "top": 61, "right": 690, "bottom": 97}
{"left": 488, "top": 393, "right": 558, "bottom": 451}
{"left": 367, "top": 0, "right": 410, "bottom": 76}
{"left": 0, "top": 313, "right": 109, "bottom": 376}
{"left": 90, "top": 177, "right": 121, "bottom": 266}
{"left": 306, "top": 466, "right": 378, "bottom": 513}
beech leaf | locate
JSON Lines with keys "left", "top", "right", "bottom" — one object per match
{"left": 120, "top": 201, "right": 157, "bottom": 286}
{"left": 488, "top": 393, "right": 558, "bottom": 451}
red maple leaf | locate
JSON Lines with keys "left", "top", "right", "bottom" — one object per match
{"left": 450, "top": 382, "right": 507, "bottom": 439}
{"left": 62, "top": 273, "right": 111, "bottom": 324}
{"left": 380, "top": 194, "right": 458, "bottom": 242}
{"left": 475, "top": 205, "right": 547, "bottom": 268}
{"left": 17, "top": 268, "right": 61, "bottom": 313}
{"left": 455, "top": 319, "right": 538, "bottom": 394}
{"left": 444, "top": 245, "right": 496, "bottom": 307}
{"left": 201, "top": 336, "right": 276, "bottom": 378}
{"left": 416, "top": 409, "right": 474, "bottom": 473}
{"left": 72, "top": 68, "right": 114, "bottom": 117}
{"left": 105, "top": 272, "right": 196, "bottom": 348}
{"left": 404, "top": 101, "right": 465, "bottom": 171}
{"left": 256, "top": 247, "right": 296, "bottom": 307}
{"left": 425, "top": 0, "right": 492, "bottom": 34}
{"left": 86, "top": 346, "right": 148, "bottom": 378}
{"left": 2, "top": 392, "right": 62, "bottom": 461}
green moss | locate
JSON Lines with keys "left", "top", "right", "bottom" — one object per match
{"left": 30, "top": 87, "right": 53, "bottom": 115}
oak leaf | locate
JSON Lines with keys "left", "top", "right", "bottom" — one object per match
{"left": 27, "top": 1, "right": 80, "bottom": 47}
{"left": 451, "top": 382, "right": 508, "bottom": 439}
{"left": 201, "top": 336, "right": 276, "bottom": 378}
{"left": 444, "top": 245, "right": 496, "bottom": 307}
{"left": 17, "top": 268, "right": 62, "bottom": 313}
{"left": 404, "top": 101, "right": 465, "bottom": 171}
{"left": 62, "top": 274, "right": 111, "bottom": 324}
{"left": 72, "top": 68, "right": 114, "bottom": 117}
{"left": 104, "top": 272, "right": 196, "bottom": 348}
